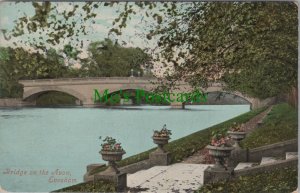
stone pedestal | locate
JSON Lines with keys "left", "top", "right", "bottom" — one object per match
{"left": 94, "top": 172, "right": 127, "bottom": 192}
{"left": 227, "top": 131, "right": 246, "bottom": 149}
{"left": 84, "top": 163, "right": 106, "bottom": 182}
{"left": 228, "top": 148, "right": 248, "bottom": 168}
{"left": 170, "top": 102, "right": 185, "bottom": 109}
{"left": 87, "top": 163, "right": 106, "bottom": 172}
{"left": 203, "top": 166, "right": 233, "bottom": 184}
{"left": 149, "top": 151, "right": 171, "bottom": 166}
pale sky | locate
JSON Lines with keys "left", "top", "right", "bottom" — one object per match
{"left": 0, "top": 2, "right": 189, "bottom": 75}
{"left": 0, "top": 2, "right": 159, "bottom": 54}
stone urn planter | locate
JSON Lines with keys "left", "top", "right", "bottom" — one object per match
{"left": 152, "top": 124, "right": 172, "bottom": 153}
{"left": 152, "top": 136, "right": 170, "bottom": 153}
{"left": 227, "top": 122, "right": 246, "bottom": 149}
{"left": 206, "top": 145, "right": 234, "bottom": 170}
{"left": 100, "top": 150, "right": 125, "bottom": 174}
{"left": 227, "top": 131, "right": 246, "bottom": 149}
{"left": 99, "top": 136, "right": 125, "bottom": 174}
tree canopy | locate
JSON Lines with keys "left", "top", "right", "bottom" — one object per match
{"left": 0, "top": 40, "right": 151, "bottom": 98}
{"left": 0, "top": 47, "right": 68, "bottom": 97}
{"left": 81, "top": 39, "right": 151, "bottom": 77}
{"left": 112, "top": 2, "right": 297, "bottom": 99}
{"left": 2, "top": 2, "right": 298, "bottom": 99}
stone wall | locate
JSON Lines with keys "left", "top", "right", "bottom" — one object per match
{"left": 229, "top": 138, "right": 297, "bottom": 167}
{"left": 84, "top": 153, "right": 170, "bottom": 183}
{"left": 248, "top": 139, "right": 297, "bottom": 162}
{"left": 234, "top": 157, "right": 298, "bottom": 177}
{"left": 250, "top": 96, "right": 277, "bottom": 110}
{"left": 119, "top": 159, "right": 151, "bottom": 174}
{"left": 204, "top": 139, "right": 298, "bottom": 184}
{"left": 204, "top": 157, "right": 298, "bottom": 184}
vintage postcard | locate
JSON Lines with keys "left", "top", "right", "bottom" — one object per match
{"left": 0, "top": 1, "right": 298, "bottom": 192}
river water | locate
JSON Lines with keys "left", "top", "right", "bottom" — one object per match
{"left": 0, "top": 105, "right": 249, "bottom": 192}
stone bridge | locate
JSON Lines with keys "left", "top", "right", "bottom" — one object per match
{"left": 19, "top": 77, "right": 275, "bottom": 109}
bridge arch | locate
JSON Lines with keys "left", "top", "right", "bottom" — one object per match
{"left": 199, "top": 91, "right": 252, "bottom": 108}
{"left": 181, "top": 87, "right": 254, "bottom": 108}
{"left": 181, "top": 86, "right": 252, "bottom": 103}
{"left": 23, "top": 87, "right": 87, "bottom": 104}
{"left": 100, "top": 87, "right": 168, "bottom": 105}
{"left": 107, "top": 85, "right": 154, "bottom": 94}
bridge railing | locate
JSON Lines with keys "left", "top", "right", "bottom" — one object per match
{"left": 18, "top": 77, "right": 226, "bottom": 88}
{"left": 19, "top": 77, "right": 157, "bottom": 83}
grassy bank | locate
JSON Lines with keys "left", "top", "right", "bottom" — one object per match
{"left": 56, "top": 103, "right": 298, "bottom": 192}
{"left": 54, "top": 106, "right": 266, "bottom": 192}
{"left": 198, "top": 166, "right": 298, "bottom": 193}
{"left": 199, "top": 103, "right": 298, "bottom": 193}
{"left": 89, "top": 106, "right": 266, "bottom": 175}
{"left": 241, "top": 103, "right": 298, "bottom": 149}
{"left": 53, "top": 180, "right": 115, "bottom": 192}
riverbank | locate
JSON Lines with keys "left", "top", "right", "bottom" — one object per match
{"left": 54, "top": 105, "right": 267, "bottom": 192}
{"left": 1, "top": 105, "right": 250, "bottom": 192}
{"left": 182, "top": 105, "right": 273, "bottom": 164}
{"left": 54, "top": 103, "right": 297, "bottom": 192}
{"left": 241, "top": 103, "right": 298, "bottom": 148}
{"left": 90, "top": 106, "right": 266, "bottom": 175}
{"left": 197, "top": 103, "right": 298, "bottom": 193}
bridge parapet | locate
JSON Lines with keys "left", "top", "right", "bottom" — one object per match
{"left": 19, "top": 77, "right": 226, "bottom": 89}
{"left": 19, "top": 77, "right": 157, "bottom": 82}
{"left": 19, "top": 77, "right": 160, "bottom": 87}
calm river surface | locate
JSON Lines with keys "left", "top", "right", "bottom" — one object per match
{"left": 0, "top": 105, "right": 249, "bottom": 192}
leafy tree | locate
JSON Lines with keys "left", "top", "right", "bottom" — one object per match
{"left": 63, "top": 44, "right": 79, "bottom": 60}
{"left": 0, "top": 47, "right": 70, "bottom": 97}
{"left": 5, "top": 2, "right": 298, "bottom": 99}
{"left": 117, "top": 2, "right": 297, "bottom": 99}
{"left": 111, "top": 2, "right": 297, "bottom": 99}
{"left": 0, "top": 41, "right": 151, "bottom": 98}
{"left": 4, "top": 2, "right": 102, "bottom": 49}
{"left": 81, "top": 39, "right": 151, "bottom": 77}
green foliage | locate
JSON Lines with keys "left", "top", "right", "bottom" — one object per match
{"left": 211, "top": 127, "right": 228, "bottom": 139}
{"left": 153, "top": 124, "right": 172, "bottom": 137}
{"left": 8, "top": 2, "right": 97, "bottom": 47}
{"left": 99, "top": 136, "right": 124, "bottom": 152}
{"left": 63, "top": 44, "right": 79, "bottom": 60}
{"left": 0, "top": 39, "right": 150, "bottom": 99}
{"left": 82, "top": 39, "right": 152, "bottom": 77}
{"left": 110, "top": 2, "right": 297, "bottom": 99}
{"left": 53, "top": 180, "right": 115, "bottom": 192}
{"left": 198, "top": 166, "right": 298, "bottom": 193}
{"left": 241, "top": 103, "right": 298, "bottom": 149}
{"left": 0, "top": 47, "right": 69, "bottom": 98}
{"left": 210, "top": 127, "right": 231, "bottom": 147}
{"left": 6, "top": 2, "right": 297, "bottom": 99}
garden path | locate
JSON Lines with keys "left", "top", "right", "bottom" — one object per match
{"left": 127, "top": 163, "right": 212, "bottom": 193}
{"left": 182, "top": 105, "right": 274, "bottom": 164}
{"left": 127, "top": 106, "right": 274, "bottom": 192}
